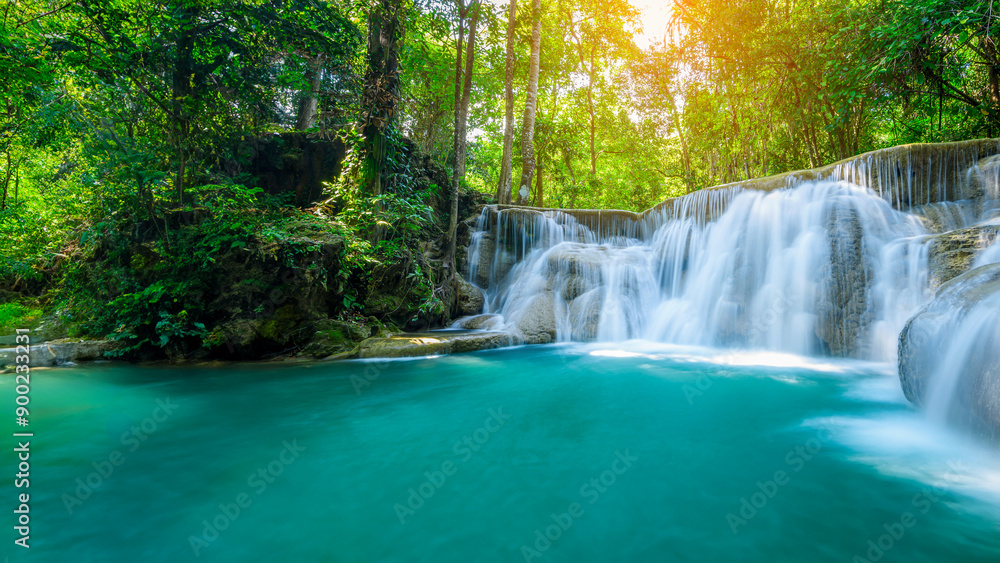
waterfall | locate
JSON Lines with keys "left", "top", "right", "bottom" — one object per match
{"left": 463, "top": 141, "right": 1000, "bottom": 364}
{"left": 973, "top": 240, "right": 1000, "bottom": 269}
{"left": 898, "top": 263, "right": 1000, "bottom": 436}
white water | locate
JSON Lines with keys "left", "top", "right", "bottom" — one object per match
{"left": 900, "top": 263, "right": 1000, "bottom": 435}
{"left": 469, "top": 182, "right": 937, "bottom": 360}
{"left": 973, "top": 236, "right": 1000, "bottom": 268}
{"left": 465, "top": 145, "right": 1000, "bottom": 369}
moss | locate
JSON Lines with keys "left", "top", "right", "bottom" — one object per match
{"left": 355, "top": 331, "right": 512, "bottom": 359}
{"left": 257, "top": 305, "right": 301, "bottom": 341}
{"left": 300, "top": 318, "right": 373, "bottom": 358}
{"left": 0, "top": 302, "right": 46, "bottom": 334}
{"left": 323, "top": 328, "right": 346, "bottom": 342}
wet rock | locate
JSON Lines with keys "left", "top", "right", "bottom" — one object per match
{"left": 913, "top": 201, "right": 979, "bottom": 233}
{"left": 356, "top": 331, "right": 512, "bottom": 359}
{"left": 512, "top": 292, "right": 557, "bottom": 344}
{"left": 815, "top": 206, "right": 873, "bottom": 357}
{"left": 456, "top": 274, "right": 485, "bottom": 316}
{"left": 456, "top": 314, "right": 503, "bottom": 331}
{"left": 0, "top": 339, "right": 124, "bottom": 369}
{"left": 471, "top": 232, "right": 496, "bottom": 289}
{"left": 561, "top": 277, "right": 596, "bottom": 302}
{"left": 545, "top": 245, "right": 605, "bottom": 277}
{"left": 926, "top": 225, "right": 1000, "bottom": 289}
{"left": 544, "top": 245, "right": 603, "bottom": 301}
{"left": 568, "top": 290, "right": 602, "bottom": 341}
{"left": 898, "top": 263, "right": 1000, "bottom": 438}
{"left": 301, "top": 319, "right": 371, "bottom": 359}
{"left": 967, "top": 154, "right": 1000, "bottom": 201}
{"left": 468, "top": 232, "right": 519, "bottom": 291}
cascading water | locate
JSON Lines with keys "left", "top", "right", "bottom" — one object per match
{"left": 898, "top": 263, "right": 1000, "bottom": 437}
{"left": 467, "top": 182, "right": 932, "bottom": 360}
{"left": 463, "top": 140, "right": 1000, "bottom": 366}
{"left": 973, "top": 239, "right": 1000, "bottom": 268}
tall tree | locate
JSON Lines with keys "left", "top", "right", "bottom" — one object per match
{"left": 448, "top": 0, "right": 480, "bottom": 283}
{"left": 495, "top": 0, "right": 517, "bottom": 204}
{"left": 516, "top": 0, "right": 542, "bottom": 206}
{"left": 170, "top": 0, "right": 199, "bottom": 203}
{"left": 295, "top": 56, "right": 324, "bottom": 130}
{"left": 362, "top": 0, "right": 405, "bottom": 195}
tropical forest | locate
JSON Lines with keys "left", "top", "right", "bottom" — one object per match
{"left": 2, "top": 0, "right": 1000, "bottom": 561}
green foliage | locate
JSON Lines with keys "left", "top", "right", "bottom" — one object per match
{"left": 859, "top": 0, "right": 1000, "bottom": 140}
{"left": 4, "top": 0, "right": 998, "bottom": 362}
{"left": 406, "top": 263, "right": 443, "bottom": 318}
{"left": 62, "top": 192, "right": 345, "bottom": 355}
{"left": 100, "top": 281, "right": 207, "bottom": 356}
{"left": 0, "top": 303, "right": 45, "bottom": 334}
{"left": 327, "top": 128, "right": 437, "bottom": 249}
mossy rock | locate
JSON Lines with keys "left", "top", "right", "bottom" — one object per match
{"left": 927, "top": 225, "right": 1000, "bottom": 289}
{"left": 257, "top": 304, "right": 301, "bottom": 340}
{"left": 301, "top": 318, "right": 372, "bottom": 358}
{"left": 355, "top": 331, "right": 512, "bottom": 359}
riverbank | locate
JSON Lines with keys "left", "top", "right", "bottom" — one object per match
{"left": 0, "top": 328, "right": 517, "bottom": 373}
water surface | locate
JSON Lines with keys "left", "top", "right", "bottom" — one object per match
{"left": 3, "top": 344, "right": 999, "bottom": 562}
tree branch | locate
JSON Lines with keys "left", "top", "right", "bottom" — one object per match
{"left": 15, "top": 1, "right": 75, "bottom": 29}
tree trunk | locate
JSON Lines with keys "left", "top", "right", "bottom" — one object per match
{"left": 448, "top": 1, "right": 480, "bottom": 286}
{"left": 985, "top": 35, "right": 1000, "bottom": 137}
{"left": 362, "top": 0, "right": 404, "bottom": 195}
{"left": 1, "top": 150, "right": 10, "bottom": 211}
{"left": 295, "top": 57, "right": 323, "bottom": 131}
{"left": 534, "top": 148, "right": 544, "bottom": 207}
{"left": 496, "top": 0, "right": 517, "bottom": 205}
{"left": 516, "top": 0, "right": 542, "bottom": 206}
{"left": 564, "top": 149, "right": 578, "bottom": 208}
{"left": 587, "top": 44, "right": 597, "bottom": 178}
{"left": 663, "top": 83, "right": 693, "bottom": 194}
{"left": 171, "top": 1, "right": 198, "bottom": 203}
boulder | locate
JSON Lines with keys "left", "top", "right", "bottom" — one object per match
{"left": 568, "top": 290, "right": 603, "bottom": 341}
{"left": 356, "top": 331, "right": 512, "bottom": 359}
{"left": 545, "top": 244, "right": 605, "bottom": 276}
{"left": 301, "top": 319, "right": 371, "bottom": 359}
{"left": 456, "top": 314, "right": 503, "bottom": 331}
{"left": 456, "top": 274, "right": 485, "bottom": 316}
{"left": 543, "top": 244, "right": 604, "bottom": 301}
{"left": 470, "top": 232, "right": 496, "bottom": 289}
{"left": 815, "top": 205, "right": 873, "bottom": 357}
{"left": 512, "top": 292, "right": 557, "bottom": 344}
{"left": 926, "top": 225, "right": 1000, "bottom": 289}
{"left": 898, "top": 263, "right": 1000, "bottom": 438}
{"left": 0, "top": 339, "right": 124, "bottom": 369}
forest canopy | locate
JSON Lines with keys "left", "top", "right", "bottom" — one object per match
{"left": 0, "top": 0, "right": 998, "bottom": 356}
{"left": 3, "top": 0, "right": 998, "bottom": 215}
